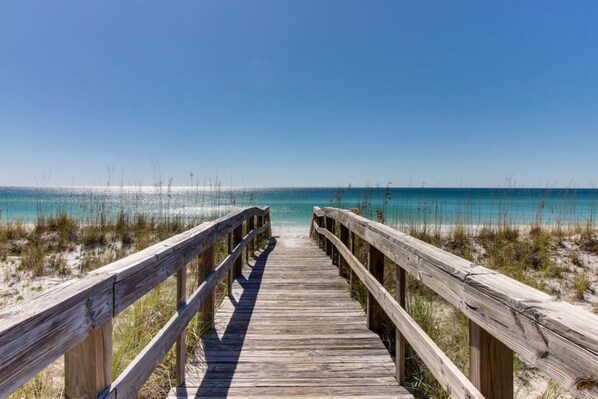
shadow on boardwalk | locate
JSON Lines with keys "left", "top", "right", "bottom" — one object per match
{"left": 180, "top": 238, "right": 276, "bottom": 398}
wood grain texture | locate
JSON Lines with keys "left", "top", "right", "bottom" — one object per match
{"left": 170, "top": 237, "right": 412, "bottom": 399}
{"left": 367, "top": 244, "right": 385, "bottom": 334}
{"left": 314, "top": 222, "right": 483, "bottom": 399}
{"left": 0, "top": 275, "right": 114, "bottom": 397}
{"left": 316, "top": 206, "right": 598, "bottom": 398}
{"left": 469, "top": 321, "right": 513, "bottom": 399}
{"left": 109, "top": 226, "right": 265, "bottom": 399}
{"left": 64, "top": 319, "right": 112, "bottom": 399}
{"left": 176, "top": 265, "right": 187, "bottom": 387}
{"left": 199, "top": 245, "right": 216, "bottom": 329}
{"left": 395, "top": 265, "right": 406, "bottom": 385}
{"left": 0, "top": 207, "right": 269, "bottom": 398}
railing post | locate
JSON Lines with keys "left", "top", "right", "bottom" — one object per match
{"left": 227, "top": 232, "right": 233, "bottom": 295}
{"left": 265, "top": 211, "right": 272, "bottom": 238}
{"left": 469, "top": 321, "right": 513, "bottom": 399}
{"left": 64, "top": 320, "right": 112, "bottom": 399}
{"left": 396, "top": 265, "right": 406, "bottom": 385}
{"left": 257, "top": 215, "right": 264, "bottom": 247}
{"left": 339, "top": 224, "right": 349, "bottom": 277}
{"left": 325, "top": 217, "right": 335, "bottom": 261}
{"left": 317, "top": 216, "right": 325, "bottom": 249}
{"left": 367, "top": 244, "right": 384, "bottom": 333}
{"left": 349, "top": 232, "right": 355, "bottom": 292}
{"left": 246, "top": 216, "right": 255, "bottom": 263}
{"left": 233, "top": 224, "right": 243, "bottom": 278}
{"left": 199, "top": 245, "right": 215, "bottom": 329}
{"left": 175, "top": 265, "right": 187, "bottom": 386}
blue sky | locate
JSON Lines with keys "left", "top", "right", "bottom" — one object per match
{"left": 0, "top": 1, "right": 597, "bottom": 187}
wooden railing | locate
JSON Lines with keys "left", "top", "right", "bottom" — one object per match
{"left": 311, "top": 207, "right": 598, "bottom": 399}
{"left": 0, "top": 207, "right": 271, "bottom": 399}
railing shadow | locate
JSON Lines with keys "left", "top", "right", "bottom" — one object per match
{"left": 184, "top": 237, "right": 276, "bottom": 398}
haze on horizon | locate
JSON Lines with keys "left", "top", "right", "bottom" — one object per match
{"left": 0, "top": 1, "right": 597, "bottom": 188}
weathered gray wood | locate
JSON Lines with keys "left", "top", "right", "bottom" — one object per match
{"left": 64, "top": 319, "right": 112, "bottom": 399}
{"left": 107, "top": 207, "right": 269, "bottom": 315}
{"left": 176, "top": 265, "right": 187, "bottom": 387}
{"left": 349, "top": 231, "right": 356, "bottom": 292}
{"left": 316, "top": 216, "right": 324, "bottom": 249}
{"left": 469, "top": 321, "right": 513, "bottom": 399}
{"left": 199, "top": 245, "right": 216, "bottom": 329}
{"left": 329, "top": 218, "right": 335, "bottom": 258}
{"left": 246, "top": 217, "right": 255, "bottom": 264}
{"left": 233, "top": 224, "right": 243, "bottom": 278}
{"left": 173, "top": 237, "right": 412, "bottom": 399}
{"left": 0, "top": 275, "right": 114, "bottom": 397}
{"left": 227, "top": 232, "right": 233, "bottom": 295}
{"left": 396, "top": 265, "right": 406, "bottom": 385}
{"left": 0, "top": 207, "right": 269, "bottom": 398}
{"left": 314, "top": 222, "right": 483, "bottom": 399}
{"left": 109, "top": 228, "right": 260, "bottom": 399}
{"left": 340, "top": 224, "right": 349, "bottom": 277}
{"left": 316, "top": 207, "right": 598, "bottom": 398}
{"left": 367, "top": 244, "right": 384, "bottom": 334}
{"left": 257, "top": 215, "right": 264, "bottom": 245}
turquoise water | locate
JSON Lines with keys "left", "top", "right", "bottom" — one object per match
{"left": 0, "top": 186, "right": 596, "bottom": 227}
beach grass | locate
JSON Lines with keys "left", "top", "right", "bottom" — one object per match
{"left": 2, "top": 183, "right": 597, "bottom": 398}
{"left": 335, "top": 188, "right": 598, "bottom": 399}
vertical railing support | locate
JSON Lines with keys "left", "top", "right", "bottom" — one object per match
{"left": 349, "top": 231, "right": 356, "bottom": 293}
{"left": 233, "top": 224, "right": 243, "bottom": 278}
{"left": 175, "top": 265, "right": 187, "bottom": 386}
{"left": 396, "top": 265, "right": 406, "bottom": 384}
{"left": 199, "top": 245, "right": 215, "bottom": 329}
{"left": 317, "top": 216, "right": 325, "bottom": 249}
{"left": 65, "top": 320, "right": 112, "bottom": 399}
{"left": 325, "top": 217, "right": 335, "bottom": 261}
{"left": 257, "top": 215, "right": 264, "bottom": 247}
{"left": 469, "top": 321, "right": 514, "bottom": 399}
{"left": 266, "top": 211, "right": 272, "bottom": 238}
{"left": 339, "top": 224, "right": 349, "bottom": 277}
{"left": 246, "top": 216, "right": 255, "bottom": 263}
{"left": 227, "top": 232, "right": 233, "bottom": 295}
{"left": 367, "top": 244, "right": 385, "bottom": 333}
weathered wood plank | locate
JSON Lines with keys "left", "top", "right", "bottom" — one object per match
{"left": 469, "top": 321, "right": 513, "bottom": 399}
{"left": 175, "top": 265, "right": 187, "bottom": 387}
{"left": 64, "top": 319, "right": 112, "bottom": 399}
{"left": 175, "top": 237, "right": 412, "bottom": 399}
{"left": 315, "top": 223, "right": 482, "bottom": 399}
{"left": 0, "top": 275, "right": 114, "bottom": 397}
{"left": 199, "top": 245, "right": 216, "bottom": 329}
{"left": 0, "top": 207, "right": 269, "bottom": 398}
{"left": 109, "top": 228, "right": 259, "bottom": 398}
{"left": 367, "top": 243, "right": 384, "bottom": 334}
{"left": 317, "top": 207, "right": 598, "bottom": 398}
{"left": 395, "top": 264, "right": 406, "bottom": 385}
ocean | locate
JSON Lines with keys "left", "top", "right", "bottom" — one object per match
{"left": 0, "top": 186, "right": 596, "bottom": 228}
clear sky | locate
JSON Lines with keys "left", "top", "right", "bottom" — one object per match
{"left": 0, "top": 1, "right": 597, "bottom": 188}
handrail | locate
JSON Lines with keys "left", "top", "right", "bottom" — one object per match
{"left": 312, "top": 206, "right": 598, "bottom": 399}
{"left": 0, "top": 206, "right": 271, "bottom": 399}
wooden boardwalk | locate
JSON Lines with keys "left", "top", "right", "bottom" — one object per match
{"left": 169, "top": 236, "right": 412, "bottom": 398}
{"left": 2, "top": 207, "right": 596, "bottom": 399}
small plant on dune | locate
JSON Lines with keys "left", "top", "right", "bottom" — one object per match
{"left": 571, "top": 250, "right": 583, "bottom": 267}
{"left": 578, "top": 222, "right": 598, "bottom": 254}
{"left": 446, "top": 225, "right": 474, "bottom": 261}
{"left": 19, "top": 241, "right": 46, "bottom": 277}
{"left": 573, "top": 272, "right": 592, "bottom": 300}
{"left": 48, "top": 254, "right": 69, "bottom": 276}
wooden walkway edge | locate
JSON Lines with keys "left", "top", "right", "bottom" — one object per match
{"left": 169, "top": 237, "right": 412, "bottom": 398}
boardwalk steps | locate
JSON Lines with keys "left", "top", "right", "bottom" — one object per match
{"left": 170, "top": 237, "right": 412, "bottom": 398}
